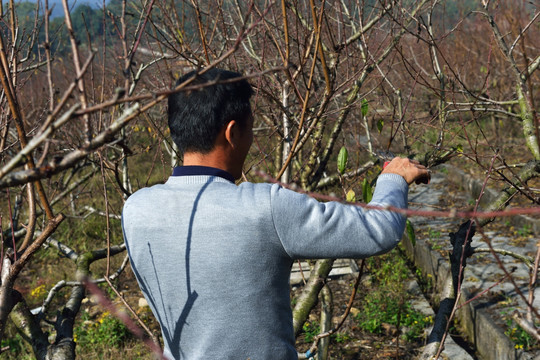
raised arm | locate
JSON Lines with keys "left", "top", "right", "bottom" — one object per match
{"left": 270, "top": 173, "right": 409, "bottom": 259}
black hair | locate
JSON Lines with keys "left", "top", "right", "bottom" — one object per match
{"left": 168, "top": 68, "right": 254, "bottom": 154}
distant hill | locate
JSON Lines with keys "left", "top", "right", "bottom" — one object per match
{"left": 4, "top": 0, "right": 108, "bottom": 18}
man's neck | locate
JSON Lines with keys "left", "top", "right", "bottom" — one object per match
{"left": 172, "top": 165, "right": 235, "bottom": 182}
{"left": 183, "top": 151, "right": 239, "bottom": 179}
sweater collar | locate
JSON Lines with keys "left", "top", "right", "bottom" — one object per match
{"left": 172, "top": 166, "right": 235, "bottom": 183}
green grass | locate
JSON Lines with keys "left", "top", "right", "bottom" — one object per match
{"left": 355, "top": 248, "right": 433, "bottom": 341}
{"left": 517, "top": 224, "right": 533, "bottom": 237}
{"left": 1, "top": 332, "right": 34, "bottom": 359}
{"left": 74, "top": 311, "right": 131, "bottom": 347}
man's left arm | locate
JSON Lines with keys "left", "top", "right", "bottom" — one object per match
{"left": 269, "top": 157, "right": 428, "bottom": 260}
{"left": 269, "top": 173, "right": 406, "bottom": 259}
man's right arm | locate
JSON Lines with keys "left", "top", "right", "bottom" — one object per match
{"left": 382, "top": 157, "right": 430, "bottom": 185}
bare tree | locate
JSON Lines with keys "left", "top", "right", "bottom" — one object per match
{"left": 1, "top": 0, "right": 539, "bottom": 359}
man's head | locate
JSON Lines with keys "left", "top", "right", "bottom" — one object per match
{"left": 168, "top": 68, "right": 254, "bottom": 155}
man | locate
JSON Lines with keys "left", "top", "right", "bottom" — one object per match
{"left": 122, "top": 68, "right": 429, "bottom": 359}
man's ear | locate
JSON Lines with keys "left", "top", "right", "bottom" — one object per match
{"left": 224, "top": 120, "right": 239, "bottom": 148}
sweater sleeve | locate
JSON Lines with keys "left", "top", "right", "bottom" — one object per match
{"left": 270, "top": 173, "right": 408, "bottom": 259}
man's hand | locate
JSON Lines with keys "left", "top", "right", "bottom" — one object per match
{"left": 382, "top": 157, "right": 430, "bottom": 185}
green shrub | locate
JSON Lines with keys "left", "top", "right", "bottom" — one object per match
{"left": 0, "top": 333, "right": 33, "bottom": 359}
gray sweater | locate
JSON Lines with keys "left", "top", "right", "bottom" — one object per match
{"left": 122, "top": 172, "right": 408, "bottom": 359}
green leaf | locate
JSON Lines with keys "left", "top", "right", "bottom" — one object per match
{"left": 456, "top": 144, "right": 463, "bottom": 153}
{"left": 361, "top": 98, "right": 369, "bottom": 117}
{"left": 346, "top": 189, "right": 356, "bottom": 203}
{"left": 362, "top": 178, "right": 373, "bottom": 203}
{"left": 337, "top": 146, "right": 348, "bottom": 174}
{"left": 376, "top": 119, "right": 384, "bottom": 133}
{"left": 480, "top": 65, "right": 487, "bottom": 74}
{"left": 176, "top": 29, "right": 184, "bottom": 44}
{"left": 406, "top": 219, "right": 416, "bottom": 246}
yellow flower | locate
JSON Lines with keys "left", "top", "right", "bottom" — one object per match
{"left": 31, "top": 284, "right": 46, "bottom": 298}
{"left": 98, "top": 311, "right": 110, "bottom": 324}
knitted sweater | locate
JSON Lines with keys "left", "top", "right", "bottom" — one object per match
{"left": 122, "top": 171, "right": 408, "bottom": 360}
